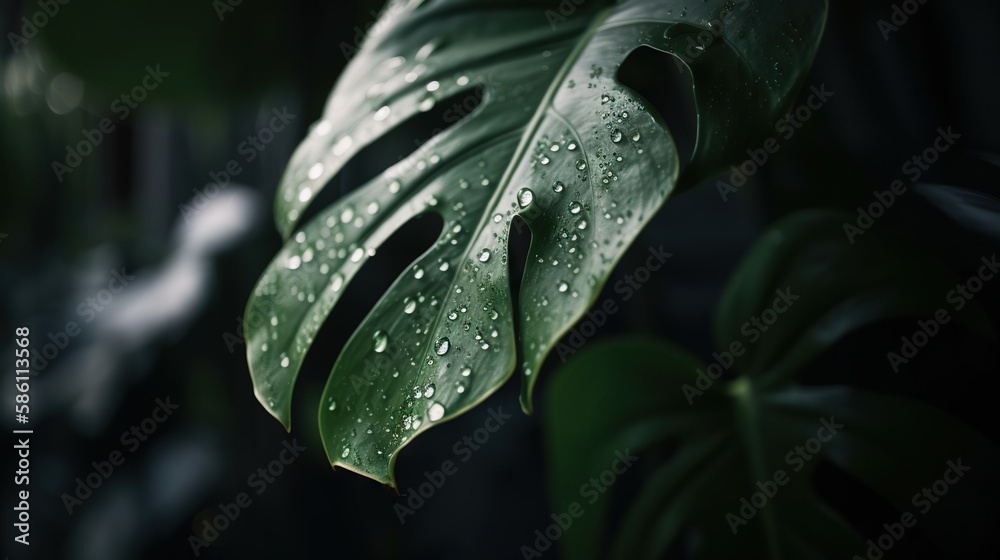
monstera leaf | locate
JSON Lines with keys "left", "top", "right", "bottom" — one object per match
{"left": 545, "top": 212, "right": 1000, "bottom": 559}
{"left": 244, "top": 0, "right": 828, "bottom": 485}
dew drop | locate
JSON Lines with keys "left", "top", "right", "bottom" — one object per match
{"left": 576, "top": 159, "right": 587, "bottom": 170}
{"left": 428, "top": 402, "right": 445, "bottom": 421}
{"left": 517, "top": 188, "right": 534, "bottom": 208}
{"left": 374, "top": 105, "right": 391, "bottom": 121}
{"left": 330, "top": 273, "right": 344, "bottom": 292}
{"left": 569, "top": 201, "right": 583, "bottom": 214}
{"left": 414, "top": 268, "right": 425, "bottom": 279}
{"left": 611, "top": 129, "right": 623, "bottom": 143}
{"left": 373, "top": 331, "right": 388, "bottom": 353}
{"left": 308, "top": 163, "right": 324, "bottom": 180}
{"left": 313, "top": 120, "right": 332, "bottom": 136}
{"left": 341, "top": 448, "right": 350, "bottom": 458}
{"left": 435, "top": 338, "right": 450, "bottom": 355}
{"left": 424, "top": 383, "right": 436, "bottom": 397}
{"left": 461, "top": 367, "right": 472, "bottom": 377}
{"left": 479, "top": 249, "right": 491, "bottom": 262}
{"left": 552, "top": 181, "right": 565, "bottom": 193}
{"left": 558, "top": 281, "right": 568, "bottom": 293}
{"left": 327, "top": 398, "right": 337, "bottom": 411}
{"left": 404, "top": 299, "right": 416, "bottom": 314}
{"left": 418, "top": 94, "right": 435, "bottom": 112}
{"left": 287, "top": 255, "right": 302, "bottom": 269}
{"left": 333, "top": 136, "right": 353, "bottom": 156}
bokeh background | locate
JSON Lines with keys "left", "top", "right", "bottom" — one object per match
{"left": 2, "top": 0, "right": 999, "bottom": 559}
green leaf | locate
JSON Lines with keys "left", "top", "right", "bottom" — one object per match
{"left": 244, "top": 0, "right": 828, "bottom": 485}
{"left": 715, "top": 210, "right": 995, "bottom": 387}
{"left": 546, "top": 344, "right": 1000, "bottom": 560}
{"left": 545, "top": 212, "right": 1000, "bottom": 558}
{"left": 546, "top": 304, "right": 1000, "bottom": 560}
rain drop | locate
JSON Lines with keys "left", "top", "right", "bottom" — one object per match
{"left": 333, "top": 136, "right": 353, "bottom": 156}
{"left": 517, "top": 188, "right": 534, "bottom": 208}
{"left": 435, "top": 338, "right": 450, "bottom": 355}
{"left": 373, "top": 331, "right": 388, "bottom": 353}
{"left": 428, "top": 403, "right": 445, "bottom": 421}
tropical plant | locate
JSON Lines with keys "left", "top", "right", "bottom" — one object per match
{"left": 243, "top": 0, "right": 828, "bottom": 485}
{"left": 544, "top": 211, "right": 1000, "bottom": 559}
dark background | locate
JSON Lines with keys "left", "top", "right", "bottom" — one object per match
{"left": 1, "top": 0, "right": 999, "bottom": 559}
